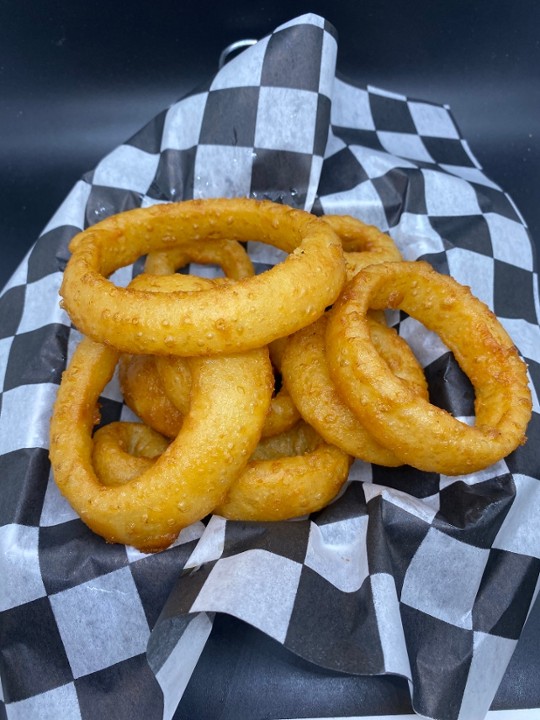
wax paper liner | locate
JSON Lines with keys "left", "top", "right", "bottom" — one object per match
{"left": 1, "top": 12, "right": 539, "bottom": 720}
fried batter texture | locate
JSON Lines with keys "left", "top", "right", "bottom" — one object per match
{"left": 50, "top": 337, "right": 273, "bottom": 552}
{"left": 49, "top": 200, "right": 532, "bottom": 551}
{"left": 60, "top": 198, "right": 346, "bottom": 356}
{"left": 326, "top": 261, "right": 532, "bottom": 475}
{"left": 281, "top": 312, "right": 428, "bottom": 465}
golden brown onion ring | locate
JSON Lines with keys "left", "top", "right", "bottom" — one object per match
{"left": 326, "top": 261, "right": 532, "bottom": 475}
{"left": 93, "top": 422, "right": 170, "bottom": 486}
{"left": 49, "top": 337, "right": 273, "bottom": 552}
{"left": 153, "top": 353, "right": 300, "bottom": 440}
{"left": 260, "top": 382, "right": 301, "bottom": 439}
{"left": 119, "top": 353, "right": 185, "bottom": 439}
{"left": 91, "top": 419, "right": 350, "bottom": 523}
{"left": 60, "top": 198, "right": 346, "bottom": 356}
{"left": 282, "top": 312, "right": 428, "bottom": 465}
{"left": 144, "top": 237, "right": 254, "bottom": 279}
{"left": 322, "top": 214, "right": 402, "bottom": 279}
{"left": 117, "top": 274, "right": 211, "bottom": 438}
{"left": 126, "top": 272, "right": 301, "bottom": 439}
{"left": 154, "top": 355, "right": 193, "bottom": 418}
{"left": 264, "top": 213, "right": 401, "bottom": 449}
{"left": 215, "top": 422, "right": 352, "bottom": 521}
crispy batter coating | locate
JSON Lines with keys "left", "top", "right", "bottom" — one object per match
{"left": 326, "top": 261, "right": 532, "bottom": 475}
{"left": 282, "top": 312, "right": 428, "bottom": 465}
{"left": 60, "top": 198, "right": 346, "bottom": 356}
{"left": 216, "top": 422, "right": 351, "bottom": 521}
{"left": 49, "top": 338, "right": 273, "bottom": 552}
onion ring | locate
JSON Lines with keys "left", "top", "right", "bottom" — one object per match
{"left": 116, "top": 273, "right": 212, "bottom": 439}
{"left": 60, "top": 198, "right": 346, "bottom": 355}
{"left": 126, "top": 271, "right": 300, "bottom": 438}
{"left": 215, "top": 422, "right": 352, "bottom": 521}
{"left": 144, "top": 237, "right": 254, "bottom": 279}
{"left": 91, "top": 418, "right": 350, "bottom": 523}
{"left": 154, "top": 355, "right": 193, "bottom": 418}
{"left": 325, "top": 261, "right": 532, "bottom": 475}
{"left": 282, "top": 312, "right": 428, "bottom": 465}
{"left": 154, "top": 352, "right": 300, "bottom": 439}
{"left": 322, "top": 214, "right": 402, "bottom": 279}
{"left": 93, "top": 422, "right": 170, "bottom": 486}
{"left": 260, "top": 380, "right": 301, "bottom": 439}
{"left": 49, "top": 337, "right": 273, "bottom": 552}
{"left": 119, "top": 353, "right": 185, "bottom": 438}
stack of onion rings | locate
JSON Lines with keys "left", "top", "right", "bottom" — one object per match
{"left": 59, "top": 197, "right": 346, "bottom": 355}
{"left": 325, "top": 260, "right": 532, "bottom": 475}
{"left": 51, "top": 199, "right": 349, "bottom": 550}
{"left": 50, "top": 337, "right": 273, "bottom": 552}
{"left": 50, "top": 198, "right": 532, "bottom": 552}
{"left": 281, "top": 312, "right": 429, "bottom": 465}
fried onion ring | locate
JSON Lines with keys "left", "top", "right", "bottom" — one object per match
{"left": 121, "top": 350, "right": 301, "bottom": 441}
{"left": 215, "top": 422, "right": 352, "bottom": 521}
{"left": 91, "top": 418, "right": 350, "bottom": 523}
{"left": 49, "top": 337, "right": 273, "bottom": 552}
{"left": 322, "top": 214, "right": 402, "bottom": 279}
{"left": 60, "top": 198, "right": 346, "bottom": 355}
{"left": 118, "top": 353, "right": 185, "bottom": 438}
{"left": 93, "top": 422, "right": 170, "bottom": 486}
{"left": 144, "top": 237, "right": 254, "bottom": 279}
{"left": 154, "top": 355, "right": 193, "bottom": 417}
{"left": 326, "top": 261, "right": 532, "bottom": 475}
{"left": 260, "top": 380, "right": 301, "bottom": 439}
{"left": 282, "top": 312, "right": 429, "bottom": 465}
{"left": 127, "top": 271, "right": 300, "bottom": 439}
{"left": 118, "top": 343, "right": 301, "bottom": 442}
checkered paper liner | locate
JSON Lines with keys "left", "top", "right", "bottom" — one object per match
{"left": 1, "top": 12, "right": 539, "bottom": 720}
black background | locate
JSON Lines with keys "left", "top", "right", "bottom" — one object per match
{"left": 2, "top": 0, "right": 539, "bottom": 290}
{"left": 1, "top": 0, "right": 539, "bottom": 716}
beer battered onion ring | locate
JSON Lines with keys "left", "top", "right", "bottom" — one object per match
{"left": 322, "top": 214, "right": 402, "bottom": 279}
{"left": 156, "top": 354, "right": 300, "bottom": 439}
{"left": 326, "top": 261, "right": 532, "bottom": 475}
{"left": 92, "top": 422, "right": 170, "bottom": 486}
{"left": 60, "top": 198, "right": 346, "bottom": 356}
{"left": 49, "top": 337, "right": 273, "bottom": 552}
{"left": 91, "top": 420, "right": 350, "bottom": 522}
{"left": 118, "top": 353, "right": 186, "bottom": 439}
{"left": 216, "top": 422, "right": 351, "bottom": 521}
{"left": 119, "top": 350, "right": 300, "bottom": 441}
{"left": 282, "top": 312, "right": 428, "bottom": 465}
{"left": 154, "top": 355, "right": 193, "bottom": 418}
{"left": 125, "top": 271, "right": 300, "bottom": 439}
{"left": 144, "top": 237, "right": 254, "bottom": 279}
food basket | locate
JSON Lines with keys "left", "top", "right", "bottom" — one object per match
{"left": 1, "top": 13, "right": 539, "bottom": 720}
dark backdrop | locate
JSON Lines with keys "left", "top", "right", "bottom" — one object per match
{"left": 1, "top": 0, "right": 539, "bottom": 715}
{"left": 2, "top": 0, "right": 539, "bottom": 289}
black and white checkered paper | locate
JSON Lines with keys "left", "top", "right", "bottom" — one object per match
{"left": 1, "top": 13, "right": 539, "bottom": 720}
